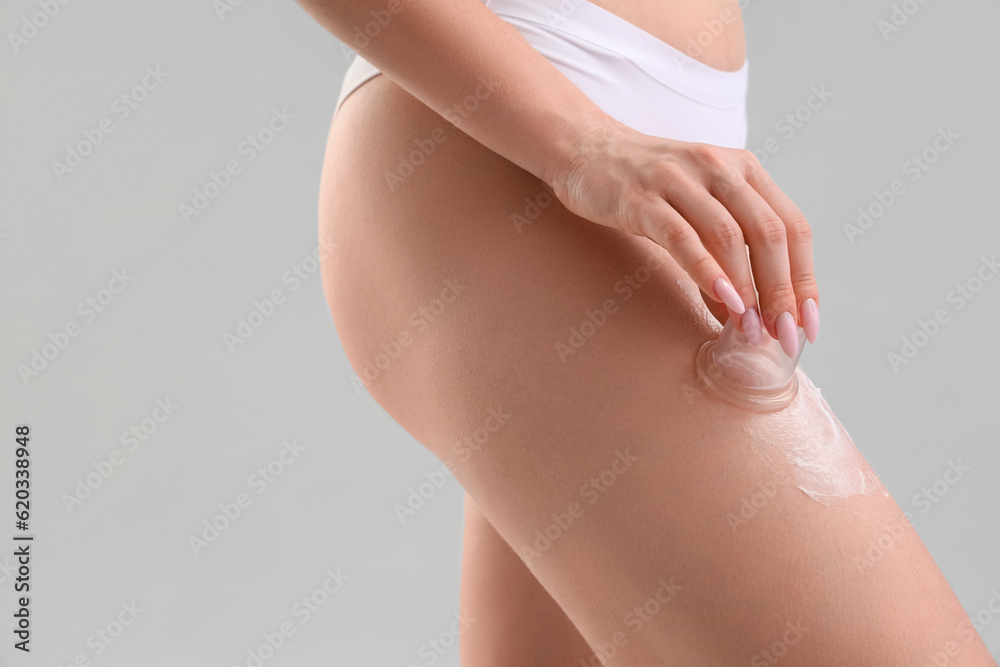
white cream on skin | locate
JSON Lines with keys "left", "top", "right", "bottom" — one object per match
{"left": 743, "top": 371, "right": 888, "bottom": 505}
{"left": 676, "top": 278, "right": 887, "bottom": 505}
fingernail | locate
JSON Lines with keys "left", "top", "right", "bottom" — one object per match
{"left": 800, "top": 299, "right": 820, "bottom": 344}
{"left": 775, "top": 311, "right": 799, "bottom": 358}
{"left": 741, "top": 308, "right": 763, "bottom": 347}
{"left": 713, "top": 278, "right": 745, "bottom": 315}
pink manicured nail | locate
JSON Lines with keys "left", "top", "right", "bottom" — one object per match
{"left": 775, "top": 311, "right": 799, "bottom": 358}
{"left": 800, "top": 298, "right": 820, "bottom": 344}
{"left": 741, "top": 307, "right": 763, "bottom": 347}
{"left": 713, "top": 278, "right": 745, "bottom": 315}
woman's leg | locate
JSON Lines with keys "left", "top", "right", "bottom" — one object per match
{"left": 318, "top": 76, "right": 996, "bottom": 665}
{"left": 460, "top": 493, "right": 594, "bottom": 664}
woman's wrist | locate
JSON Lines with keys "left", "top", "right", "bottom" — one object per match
{"left": 541, "top": 113, "right": 629, "bottom": 199}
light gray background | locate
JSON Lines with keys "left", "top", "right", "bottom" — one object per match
{"left": 2, "top": 0, "right": 998, "bottom": 665}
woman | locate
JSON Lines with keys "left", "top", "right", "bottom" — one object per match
{"left": 296, "top": 0, "right": 996, "bottom": 663}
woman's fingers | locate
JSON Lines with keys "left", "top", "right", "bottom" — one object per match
{"left": 709, "top": 177, "right": 801, "bottom": 357}
{"left": 625, "top": 196, "right": 747, "bottom": 317}
{"left": 744, "top": 160, "right": 820, "bottom": 343}
{"left": 700, "top": 287, "right": 732, "bottom": 326}
{"left": 552, "top": 132, "right": 817, "bottom": 355}
{"left": 663, "top": 179, "right": 764, "bottom": 345}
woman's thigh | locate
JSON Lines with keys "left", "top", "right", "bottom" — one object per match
{"left": 318, "top": 76, "right": 994, "bottom": 665}
{"left": 460, "top": 493, "right": 593, "bottom": 665}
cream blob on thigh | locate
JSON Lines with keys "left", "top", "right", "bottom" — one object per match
{"left": 743, "top": 371, "right": 888, "bottom": 505}
{"left": 675, "top": 277, "right": 888, "bottom": 506}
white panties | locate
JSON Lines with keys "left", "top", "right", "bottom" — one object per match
{"left": 334, "top": 0, "right": 749, "bottom": 149}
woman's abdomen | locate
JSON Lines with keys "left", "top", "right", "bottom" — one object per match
{"left": 483, "top": 0, "right": 749, "bottom": 146}
{"left": 584, "top": 0, "right": 746, "bottom": 73}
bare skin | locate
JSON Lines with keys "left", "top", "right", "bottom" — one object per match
{"left": 460, "top": 494, "right": 593, "bottom": 663}
{"left": 315, "top": 80, "right": 995, "bottom": 666}
{"left": 587, "top": 0, "right": 747, "bottom": 73}
{"left": 299, "top": 0, "right": 997, "bottom": 664}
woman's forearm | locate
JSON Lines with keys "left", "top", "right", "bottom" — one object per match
{"left": 296, "top": 0, "right": 617, "bottom": 185}
{"left": 299, "top": 0, "right": 822, "bottom": 339}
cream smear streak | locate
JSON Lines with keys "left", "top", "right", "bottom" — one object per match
{"left": 676, "top": 278, "right": 886, "bottom": 505}
{"left": 744, "top": 371, "right": 888, "bottom": 505}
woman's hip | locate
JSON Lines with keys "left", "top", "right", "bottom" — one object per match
{"left": 318, "top": 73, "right": 713, "bottom": 442}
{"left": 313, "top": 77, "right": 985, "bottom": 667}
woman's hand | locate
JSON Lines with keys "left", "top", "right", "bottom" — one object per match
{"left": 544, "top": 118, "right": 820, "bottom": 357}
